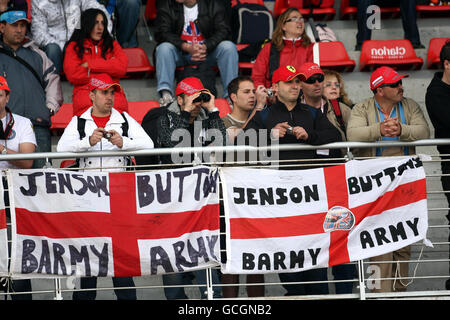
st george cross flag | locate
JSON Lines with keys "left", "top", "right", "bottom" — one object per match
{"left": 0, "top": 174, "right": 8, "bottom": 276}
{"left": 8, "top": 167, "right": 220, "bottom": 278}
{"left": 220, "top": 156, "right": 430, "bottom": 274}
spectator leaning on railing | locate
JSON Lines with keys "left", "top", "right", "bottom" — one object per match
{"left": 347, "top": 66, "right": 430, "bottom": 293}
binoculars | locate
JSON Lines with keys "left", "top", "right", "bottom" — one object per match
{"left": 193, "top": 92, "right": 211, "bottom": 103}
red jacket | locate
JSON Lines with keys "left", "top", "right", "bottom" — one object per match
{"left": 63, "top": 39, "right": 128, "bottom": 116}
{"left": 251, "top": 39, "right": 314, "bottom": 88}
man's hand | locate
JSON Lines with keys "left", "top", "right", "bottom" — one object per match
{"left": 380, "top": 117, "right": 401, "bottom": 137}
{"left": 255, "top": 85, "right": 268, "bottom": 109}
{"left": 292, "top": 126, "right": 308, "bottom": 140}
{"left": 202, "top": 92, "right": 216, "bottom": 112}
{"left": 183, "top": 92, "right": 202, "bottom": 113}
{"left": 107, "top": 129, "right": 123, "bottom": 148}
{"left": 271, "top": 122, "right": 291, "bottom": 139}
{"left": 89, "top": 128, "right": 106, "bottom": 146}
{"left": 191, "top": 43, "right": 207, "bottom": 62}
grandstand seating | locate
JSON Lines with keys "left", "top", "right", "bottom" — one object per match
{"left": 215, "top": 98, "right": 233, "bottom": 117}
{"left": 145, "top": 0, "right": 156, "bottom": 22}
{"left": 316, "top": 41, "right": 356, "bottom": 72}
{"left": 359, "top": 39, "right": 424, "bottom": 71}
{"left": 340, "top": 0, "right": 450, "bottom": 20}
{"left": 122, "top": 47, "right": 155, "bottom": 78}
{"left": 51, "top": 103, "right": 74, "bottom": 135}
{"left": 127, "top": 100, "right": 160, "bottom": 123}
{"left": 273, "top": 0, "right": 336, "bottom": 20}
{"left": 427, "top": 38, "right": 450, "bottom": 69}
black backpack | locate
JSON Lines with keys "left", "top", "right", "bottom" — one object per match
{"left": 134, "top": 106, "right": 168, "bottom": 167}
{"left": 231, "top": 0, "right": 274, "bottom": 45}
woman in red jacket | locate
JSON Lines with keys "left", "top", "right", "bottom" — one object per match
{"left": 63, "top": 8, "right": 128, "bottom": 116}
{"left": 251, "top": 7, "right": 314, "bottom": 89}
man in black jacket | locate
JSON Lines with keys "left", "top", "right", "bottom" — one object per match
{"left": 425, "top": 40, "right": 450, "bottom": 290}
{"left": 245, "top": 65, "right": 341, "bottom": 296}
{"left": 154, "top": 0, "right": 238, "bottom": 106}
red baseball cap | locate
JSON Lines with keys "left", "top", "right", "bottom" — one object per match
{"left": 272, "top": 65, "right": 302, "bottom": 83}
{"left": 298, "top": 62, "right": 324, "bottom": 81}
{"left": 175, "top": 77, "right": 210, "bottom": 96}
{"left": 0, "top": 76, "right": 10, "bottom": 93}
{"left": 88, "top": 74, "right": 121, "bottom": 92}
{"left": 370, "top": 66, "right": 409, "bottom": 90}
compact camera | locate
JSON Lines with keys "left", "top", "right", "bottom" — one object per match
{"left": 193, "top": 92, "right": 211, "bottom": 103}
{"left": 267, "top": 89, "right": 274, "bottom": 97}
{"left": 286, "top": 127, "right": 293, "bottom": 135}
{"left": 103, "top": 132, "right": 112, "bottom": 140}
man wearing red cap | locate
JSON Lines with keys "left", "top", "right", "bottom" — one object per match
{"left": 143, "top": 76, "right": 225, "bottom": 299}
{"left": 57, "top": 74, "right": 153, "bottom": 300}
{"left": 245, "top": 65, "right": 341, "bottom": 296}
{"left": 0, "top": 74, "right": 36, "bottom": 300}
{"left": 347, "top": 66, "right": 430, "bottom": 293}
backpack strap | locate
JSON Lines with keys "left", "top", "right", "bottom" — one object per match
{"left": 330, "top": 99, "right": 346, "bottom": 132}
{"left": 77, "top": 113, "right": 129, "bottom": 140}
{"left": 268, "top": 43, "right": 280, "bottom": 86}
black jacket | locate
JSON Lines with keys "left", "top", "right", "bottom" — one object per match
{"left": 244, "top": 100, "right": 342, "bottom": 168}
{"left": 155, "top": 0, "right": 231, "bottom": 53}
{"left": 426, "top": 71, "right": 450, "bottom": 156}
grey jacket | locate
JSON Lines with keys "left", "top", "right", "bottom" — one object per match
{"left": 0, "top": 38, "right": 63, "bottom": 126}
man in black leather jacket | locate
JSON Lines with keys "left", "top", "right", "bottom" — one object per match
{"left": 154, "top": 0, "right": 238, "bottom": 106}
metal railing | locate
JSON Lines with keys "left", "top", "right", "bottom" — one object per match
{"left": 0, "top": 139, "right": 449, "bottom": 300}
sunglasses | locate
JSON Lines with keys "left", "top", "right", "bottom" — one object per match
{"left": 380, "top": 80, "right": 402, "bottom": 89}
{"left": 304, "top": 74, "right": 324, "bottom": 84}
{"left": 285, "top": 17, "right": 304, "bottom": 23}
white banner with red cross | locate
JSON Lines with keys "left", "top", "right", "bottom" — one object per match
{"left": 220, "top": 156, "right": 430, "bottom": 274}
{"left": 8, "top": 166, "right": 220, "bottom": 278}
{"left": 0, "top": 174, "right": 8, "bottom": 277}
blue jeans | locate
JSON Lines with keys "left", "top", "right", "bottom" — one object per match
{"left": 115, "top": 0, "right": 140, "bottom": 48}
{"left": 162, "top": 269, "right": 223, "bottom": 299}
{"left": 356, "top": 0, "right": 421, "bottom": 46}
{"left": 155, "top": 41, "right": 238, "bottom": 98}
{"left": 44, "top": 43, "right": 63, "bottom": 75}
{"left": 32, "top": 126, "right": 51, "bottom": 169}
{"left": 72, "top": 276, "right": 136, "bottom": 300}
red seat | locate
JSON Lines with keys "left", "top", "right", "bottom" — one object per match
{"left": 215, "top": 99, "right": 232, "bottom": 118}
{"left": 60, "top": 160, "right": 76, "bottom": 168}
{"left": 339, "top": 0, "right": 400, "bottom": 20}
{"left": 417, "top": 4, "right": 450, "bottom": 18}
{"left": 231, "top": 0, "right": 266, "bottom": 5}
{"left": 274, "top": 0, "right": 336, "bottom": 20}
{"left": 122, "top": 48, "right": 155, "bottom": 78}
{"left": 51, "top": 103, "right": 74, "bottom": 135}
{"left": 427, "top": 38, "right": 450, "bottom": 69}
{"left": 145, "top": 0, "right": 156, "bottom": 21}
{"left": 236, "top": 44, "right": 255, "bottom": 74}
{"left": 317, "top": 41, "right": 355, "bottom": 72}
{"left": 359, "top": 39, "right": 423, "bottom": 71}
{"left": 127, "top": 100, "right": 161, "bottom": 124}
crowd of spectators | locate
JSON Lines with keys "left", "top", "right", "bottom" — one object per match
{"left": 0, "top": 0, "right": 449, "bottom": 300}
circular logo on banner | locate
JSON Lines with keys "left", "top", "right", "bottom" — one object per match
{"left": 323, "top": 206, "right": 355, "bottom": 232}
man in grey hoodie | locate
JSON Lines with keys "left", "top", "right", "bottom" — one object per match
{"left": 425, "top": 40, "right": 450, "bottom": 290}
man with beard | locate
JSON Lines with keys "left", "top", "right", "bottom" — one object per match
{"left": 347, "top": 66, "right": 430, "bottom": 293}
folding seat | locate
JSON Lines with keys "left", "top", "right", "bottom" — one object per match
{"left": 273, "top": 0, "right": 336, "bottom": 20}
{"left": 214, "top": 99, "right": 233, "bottom": 117}
{"left": 359, "top": 39, "right": 423, "bottom": 71}
{"left": 127, "top": 100, "right": 161, "bottom": 124}
{"left": 145, "top": 0, "right": 156, "bottom": 22}
{"left": 427, "top": 38, "right": 450, "bottom": 69}
{"left": 339, "top": 0, "right": 400, "bottom": 20}
{"left": 122, "top": 48, "right": 155, "bottom": 78}
{"left": 417, "top": 3, "right": 450, "bottom": 18}
{"left": 50, "top": 103, "right": 74, "bottom": 135}
{"left": 316, "top": 41, "right": 356, "bottom": 72}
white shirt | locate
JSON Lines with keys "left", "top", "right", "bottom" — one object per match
{"left": 0, "top": 112, "right": 37, "bottom": 169}
{"left": 181, "top": 4, "right": 205, "bottom": 44}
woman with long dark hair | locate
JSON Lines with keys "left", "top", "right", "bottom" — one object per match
{"left": 63, "top": 8, "right": 128, "bottom": 116}
{"left": 251, "top": 7, "right": 314, "bottom": 89}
